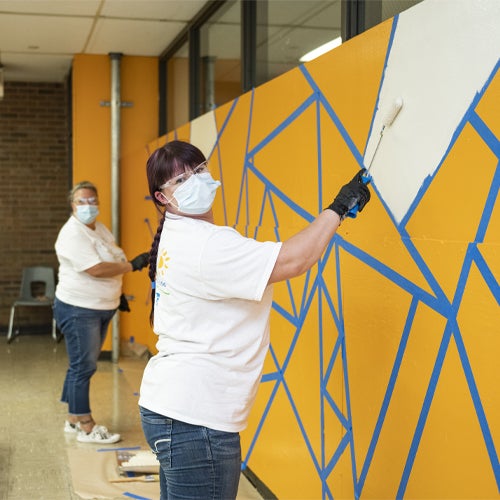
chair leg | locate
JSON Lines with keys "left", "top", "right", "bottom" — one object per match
{"left": 53, "top": 317, "right": 63, "bottom": 343}
{"left": 52, "top": 317, "right": 57, "bottom": 341}
{"left": 7, "top": 306, "right": 16, "bottom": 343}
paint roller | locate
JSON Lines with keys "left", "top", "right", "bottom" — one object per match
{"left": 346, "top": 97, "right": 404, "bottom": 218}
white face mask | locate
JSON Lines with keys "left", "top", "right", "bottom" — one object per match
{"left": 75, "top": 205, "right": 99, "bottom": 224}
{"left": 166, "top": 172, "right": 221, "bottom": 215}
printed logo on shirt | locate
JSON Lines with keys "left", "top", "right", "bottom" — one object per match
{"left": 158, "top": 249, "right": 170, "bottom": 277}
{"left": 155, "top": 249, "right": 170, "bottom": 305}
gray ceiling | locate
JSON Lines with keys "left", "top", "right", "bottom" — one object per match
{"left": 0, "top": 0, "right": 209, "bottom": 82}
{"left": 0, "top": 1, "right": 426, "bottom": 85}
{"left": 0, "top": 0, "right": 343, "bottom": 84}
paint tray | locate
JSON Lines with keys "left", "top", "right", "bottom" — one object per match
{"left": 116, "top": 449, "right": 160, "bottom": 474}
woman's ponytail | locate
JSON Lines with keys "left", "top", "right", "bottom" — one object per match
{"left": 148, "top": 212, "right": 165, "bottom": 326}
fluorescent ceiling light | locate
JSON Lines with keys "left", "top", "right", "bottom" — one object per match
{"left": 300, "top": 37, "right": 342, "bottom": 62}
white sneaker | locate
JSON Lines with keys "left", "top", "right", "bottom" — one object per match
{"left": 64, "top": 421, "right": 81, "bottom": 434}
{"left": 77, "top": 424, "right": 121, "bottom": 444}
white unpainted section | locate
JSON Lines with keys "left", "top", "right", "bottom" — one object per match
{"left": 190, "top": 111, "right": 219, "bottom": 160}
{"left": 365, "top": 0, "right": 500, "bottom": 225}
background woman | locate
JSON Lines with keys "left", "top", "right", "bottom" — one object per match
{"left": 139, "top": 141, "right": 370, "bottom": 499}
{"left": 54, "top": 180, "right": 149, "bottom": 444}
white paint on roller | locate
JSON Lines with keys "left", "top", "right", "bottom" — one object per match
{"left": 365, "top": 0, "right": 500, "bottom": 225}
{"left": 190, "top": 110, "right": 218, "bottom": 160}
{"left": 366, "top": 98, "right": 404, "bottom": 173}
{"left": 383, "top": 97, "right": 403, "bottom": 127}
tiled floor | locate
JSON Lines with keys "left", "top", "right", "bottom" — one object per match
{"left": 0, "top": 333, "right": 263, "bottom": 500}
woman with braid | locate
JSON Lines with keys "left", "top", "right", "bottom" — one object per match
{"left": 139, "top": 140, "right": 370, "bottom": 500}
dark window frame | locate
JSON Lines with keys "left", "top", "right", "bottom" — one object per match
{"left": 158, "top": 0, "right": 228, "bottom": 135}
{"left": 159, "top": 0, "right": 381, "bottom": 136}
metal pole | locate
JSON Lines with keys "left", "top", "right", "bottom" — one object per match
{"left": 110, "top": 52, "right": 122, "bottom": 363}
{"left": 203, "top": 56, "right": 216, "bottom": 112}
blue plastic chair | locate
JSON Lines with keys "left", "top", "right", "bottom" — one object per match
{"left": 7, "top": 266, "right": 58, "bottom": 343}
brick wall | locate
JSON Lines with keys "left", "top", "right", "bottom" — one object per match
{"left": 0, "top": 81, "right": 70, "bottom": 334}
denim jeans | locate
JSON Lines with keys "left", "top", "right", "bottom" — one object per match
{"left": 140, "top": 406, "right": 241, "bottom": 500}
{"left": 54, "top": 298, "right": 116, "bottom": 415}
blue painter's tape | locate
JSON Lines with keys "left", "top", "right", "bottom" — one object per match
{"left": 358, "top": 297, "right": 418, "bottom": 493}
{"left": 261, "top": 372, "right": 279, "bottom": 383}
{"left": 472, "top": 246, "right": 500, "bottom": 304}
{"left": 247, "top": 162, "right": 315, "bottom": 223}
{"left": 123, "top": 493, "right": 152, "bottom": 500}
{"left": 97, "top": 446, "right": 141, "bottom": 452}
{"left": 271, "top": 301, "right": 297, "bottom": 326}
{"left": 397, "top": 324, "right": 453, "bottom": 498}
{"left": 453, "top": 322, "right": 500, "bottom": 489}
{"left": 247, "top": 93, "right": 317, "bottom": 158}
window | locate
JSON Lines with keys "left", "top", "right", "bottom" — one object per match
{"left": 362, "top": 0, "right": 424, "bottom": 34}
{"left": 167, "top": 42, "right": 189, "bottom": 131}
{"left": 260, "top": 0, "right": 342, "bottom": 83}
{"left": 380, "top": 0, "right": 423, "bottom": 22}
{"left": 161, "top": 0, "right": 426, "bottom": 130}
{"left": 199, "top": 0, "right": 241, "bottom": 114}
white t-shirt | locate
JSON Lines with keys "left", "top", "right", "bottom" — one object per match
{"left": 139, "top": 214, "right": 282, "bottom": 432}
{"left": 55, "top": 215, "right": 126, "bottom": 310}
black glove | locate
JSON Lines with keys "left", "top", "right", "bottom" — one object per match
{"left": 118, "top": 293, "right": 130, "bottom": 312}
{"left": 130, "top": 252, "right": 149, "bottom": 271}
{"left": 327, "top": 169, "right": 371, "bottom": 220}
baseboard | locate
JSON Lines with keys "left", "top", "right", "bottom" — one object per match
{"left": 98, "top": 349, "right": 153, "bottom": 362}
{"left": 242, "top": 466, "right": 278, "bottom": 500}
{"left": 98, "top": 350, "right": 112, "bottom": 361}
{"left": 1, "top": 323, "right": 54, "bottom": 336}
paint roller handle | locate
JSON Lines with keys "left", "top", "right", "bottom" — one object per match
{"left": 326, "top": 170, "right": 371, "bottom": 221}
{"left": 345, "top": 98, "right": 402, "bottom": 218}
{"left": 345, "top": 173, "right": 371, "bottom": 218}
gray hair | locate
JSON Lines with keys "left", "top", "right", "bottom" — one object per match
{"left": 68, "top": 181, "right": 98, "bottom": 204}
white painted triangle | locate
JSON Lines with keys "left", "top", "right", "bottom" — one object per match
{"left": 365, "top": 0, "right": 500, "bottom": 225}
{"left": 190, "top": 110, "right": 218, "bottom": 160}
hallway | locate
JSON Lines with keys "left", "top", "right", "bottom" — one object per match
{"left": 0, "top": 334, "right": 263, "bottom": 500}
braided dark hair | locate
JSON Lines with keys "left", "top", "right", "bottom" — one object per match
{"left": 148, "top": 213, "right": 165, "bottom": 325}
{"left": 146, "top": 140, "right": 206, "bottom": 325}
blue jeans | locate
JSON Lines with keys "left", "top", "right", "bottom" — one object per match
{"left": 54, "top": 298, "right": 116, "bottom": 415}
{"left": 140, "top": 407, "right": 241, "bottom": 500}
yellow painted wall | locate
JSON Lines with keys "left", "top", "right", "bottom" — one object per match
{"left": 138, "top": 11, "right": 500, "bottom": 500}
{"left": 72, "top": 4, "right": 500, "bottom": 498}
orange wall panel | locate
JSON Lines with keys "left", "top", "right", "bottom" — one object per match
{"left": 72, "top": 54, "right": 158, "bottom": 351}
{"left": 74, "top": 2, "right": 500, "bottom": 498}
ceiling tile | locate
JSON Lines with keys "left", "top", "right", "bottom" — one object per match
{"left": 86, "top": 18, "right": 187, "bottom": 55}
{"left": 0, "top": 13, "right": 93, "bottom": 53}
{"left": 0, "top": 0, "right": 100, "bottom": 16}
{"left": 100, "top": 0, "right": 208, "bottom": 21}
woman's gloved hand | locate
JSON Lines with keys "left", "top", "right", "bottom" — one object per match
{"left": 327, "top": 169, "right": 371, "bottom": 220}
{"left": 130, "top": 252, "right": 150, "bottom": 271}
{"left": 118, "top": 293, "right": 131, "bottom": 312}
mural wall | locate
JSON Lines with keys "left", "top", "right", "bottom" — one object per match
{"left": 138, "top": 1, "right": 500, "bottom": 497}
{"left": 68, "top": 0, "right": 500, "bottom": 497}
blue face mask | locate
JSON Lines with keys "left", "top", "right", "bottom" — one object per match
{"left": 75, "top": 205, "right": 99, "bottom": 225}
{"left": 167, "top": 172, "right": 221, "bottom": 215}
